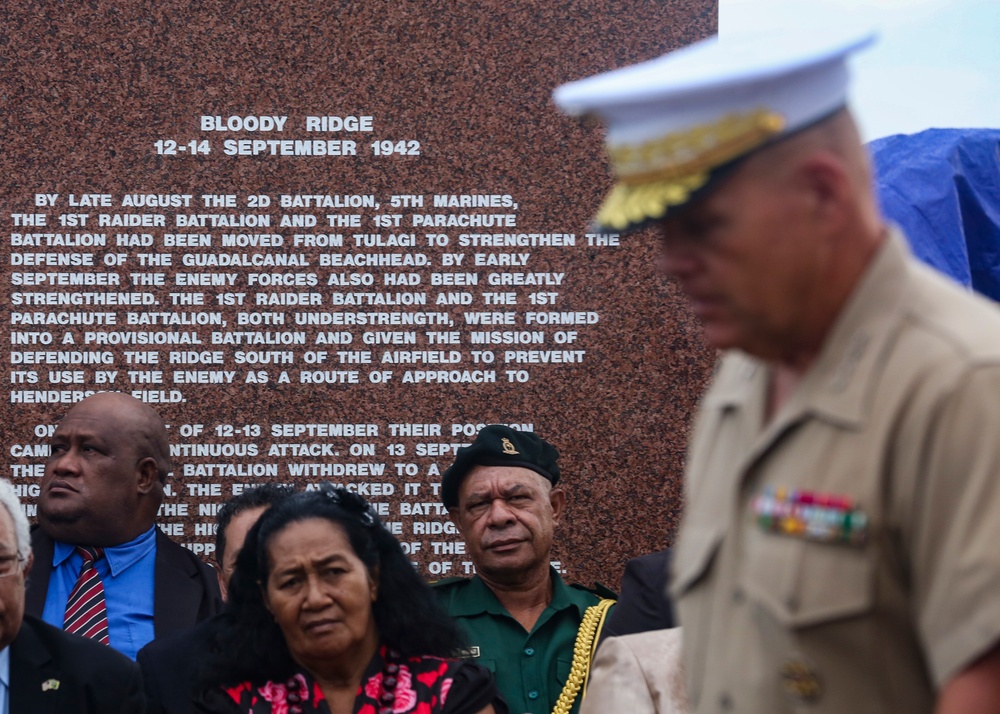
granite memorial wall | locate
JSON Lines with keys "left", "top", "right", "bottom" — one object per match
{"left": 1, "top": 0, "right": 717, "bottom": 586}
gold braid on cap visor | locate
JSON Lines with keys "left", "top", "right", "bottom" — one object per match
{"left": 596, "top": 109, "right": 786, "bottom": 231}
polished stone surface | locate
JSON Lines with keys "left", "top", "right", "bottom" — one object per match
{"left": 0, "top": 0, "right": 717, "bottom": 586}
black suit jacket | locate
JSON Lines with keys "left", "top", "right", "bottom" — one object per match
{"left": 603, "top": 549, "right": 676, "bottom": 636}
{"left": 10, "top": 615, "right": 146, "bottom": 713}
{"left": 25, "top": 527, "right": 223, "bottom": 642}
{"left": 136, "top": 614, "right": 220, "bottom": 714}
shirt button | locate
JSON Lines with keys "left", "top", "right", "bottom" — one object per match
{"left": 719, "top": 692, "right": 733, "bottom": 710}
{"left": 732, "top": 587, "right": 745, "bottom": 604}
{"left": 528, "top": 691, "right": 539, "bottom": 700}
{"left": 524, "top": 647, "right": 535, "bottom": 656}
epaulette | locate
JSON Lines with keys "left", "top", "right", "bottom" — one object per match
{"left": 429, "top": 576, "right": 469, "bottom": 588}
{"left": 570, "top": 581, "right": 618, "bottom": 600}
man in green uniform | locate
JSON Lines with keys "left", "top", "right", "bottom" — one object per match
{"left": 435, "top": 425, "right": 614, "bottom": 714}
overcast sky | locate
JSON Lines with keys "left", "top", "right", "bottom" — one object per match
{"left": 720, "top": 0, "right": 1000, "bottom": 140}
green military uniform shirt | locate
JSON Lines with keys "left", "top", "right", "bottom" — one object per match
{"left": 435, "top": 568, "right": 603, "bottom": 714}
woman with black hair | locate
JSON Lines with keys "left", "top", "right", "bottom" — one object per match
{"left": 196, "top": 484, "right": 505, "bottom": 714}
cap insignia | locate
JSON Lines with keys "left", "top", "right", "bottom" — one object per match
{"left": 609, "top": 108, "right": 786, "bottom": 185}
{"left": 501, "top": 438, "right": 519, "bottom": 455}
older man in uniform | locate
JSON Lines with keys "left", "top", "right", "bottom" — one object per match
{"left": 0, "top": 478, "right": 145, "bottom": 713}
{"left": 555, "top": 28, "right": 1000, "bottom": 714}
{"left": 435, "top": 425, "right": 614, "bottom": 714}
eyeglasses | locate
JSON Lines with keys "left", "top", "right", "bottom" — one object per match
{"left": 0, "top": 556, "right": 25, "bottom": 578}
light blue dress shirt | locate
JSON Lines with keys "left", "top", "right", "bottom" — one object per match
{"left": 41, "top": 526, "right": 157, "bottom": 660}
{"left": 0, "top": 645, "right": 9, "bottom": 714}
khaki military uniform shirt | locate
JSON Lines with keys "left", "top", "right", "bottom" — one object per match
{"left": 672, "top": 230, "right": 1000, "bottom": 713}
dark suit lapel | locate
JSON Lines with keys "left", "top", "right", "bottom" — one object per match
{"left": 30, "top": 526, "right": 214, "bottom": 639}
{"left": 25, "top": 528, "right": 54, "bottom": 618}
{"left": 10, "top": 619, "right": 63, "bottom": 714}
{"left": 154, "top": 529, "right": 206, "bottom": 638}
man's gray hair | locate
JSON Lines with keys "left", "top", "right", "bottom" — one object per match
{"left": 0, "top": 480, "right": 31, "bottom": 562}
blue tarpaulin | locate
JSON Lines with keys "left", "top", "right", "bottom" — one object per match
{"left": 870, "top": 128, "right": 1000, "bottom": 300}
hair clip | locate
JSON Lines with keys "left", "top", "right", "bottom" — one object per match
{"left": 318, "top": 482, "right": 377, "bottom": 526}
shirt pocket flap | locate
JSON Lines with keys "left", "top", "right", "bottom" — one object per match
{"left": 555, "top": 657, "right": 572, "bottom": 686}
{"left": 744, "top": 536, "right": 874, "bottom": 629}
{"left": 670, "top": 524, "right": 725, "bottom": 599}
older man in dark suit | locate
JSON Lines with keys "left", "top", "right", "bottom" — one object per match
{"left": 137, "top": 483, "right": 293, "bottom": 714}
{"left": 26, "top": 392, "right": 221, "bottom": 659}
{"left": 0, "top": 478, "right": 145, "bottom": 713}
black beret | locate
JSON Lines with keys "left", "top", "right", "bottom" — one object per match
{"left": 442, "top": 425, "right": 560, "bottom": 509}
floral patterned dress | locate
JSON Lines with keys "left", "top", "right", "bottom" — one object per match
{"left": 213, "top": 646, "right": 499, "bottom": 714}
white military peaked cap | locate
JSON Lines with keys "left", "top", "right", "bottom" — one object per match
{"left": 553, "top": 27, "right": 876, "bottom": 233}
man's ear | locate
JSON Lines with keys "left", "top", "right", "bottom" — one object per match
{"left": 448, "top": 508, "right": 465, "bottom": 536}
{"left": 796, "top": 151, "right": 853, "bottom": 229}
{"left": 136, "top": 457, "right": 159, "bottom": 495}
{"left": 217, "top": 569, "right": 228, "bottom": 601}
{"left": 549, "top": 487, "right": 566, "bottom": 526}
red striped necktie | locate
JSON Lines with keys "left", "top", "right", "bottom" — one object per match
{"left": 63, "top": 546, "right": 110, "bottom": 645}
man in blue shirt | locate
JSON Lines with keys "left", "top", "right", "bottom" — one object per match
{"left": 27, "top": 392, "right": 221, "bottom": 659}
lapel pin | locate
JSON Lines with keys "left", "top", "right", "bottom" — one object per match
{"left": 42, "top": 678, "right": 60, "bottom": 692}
